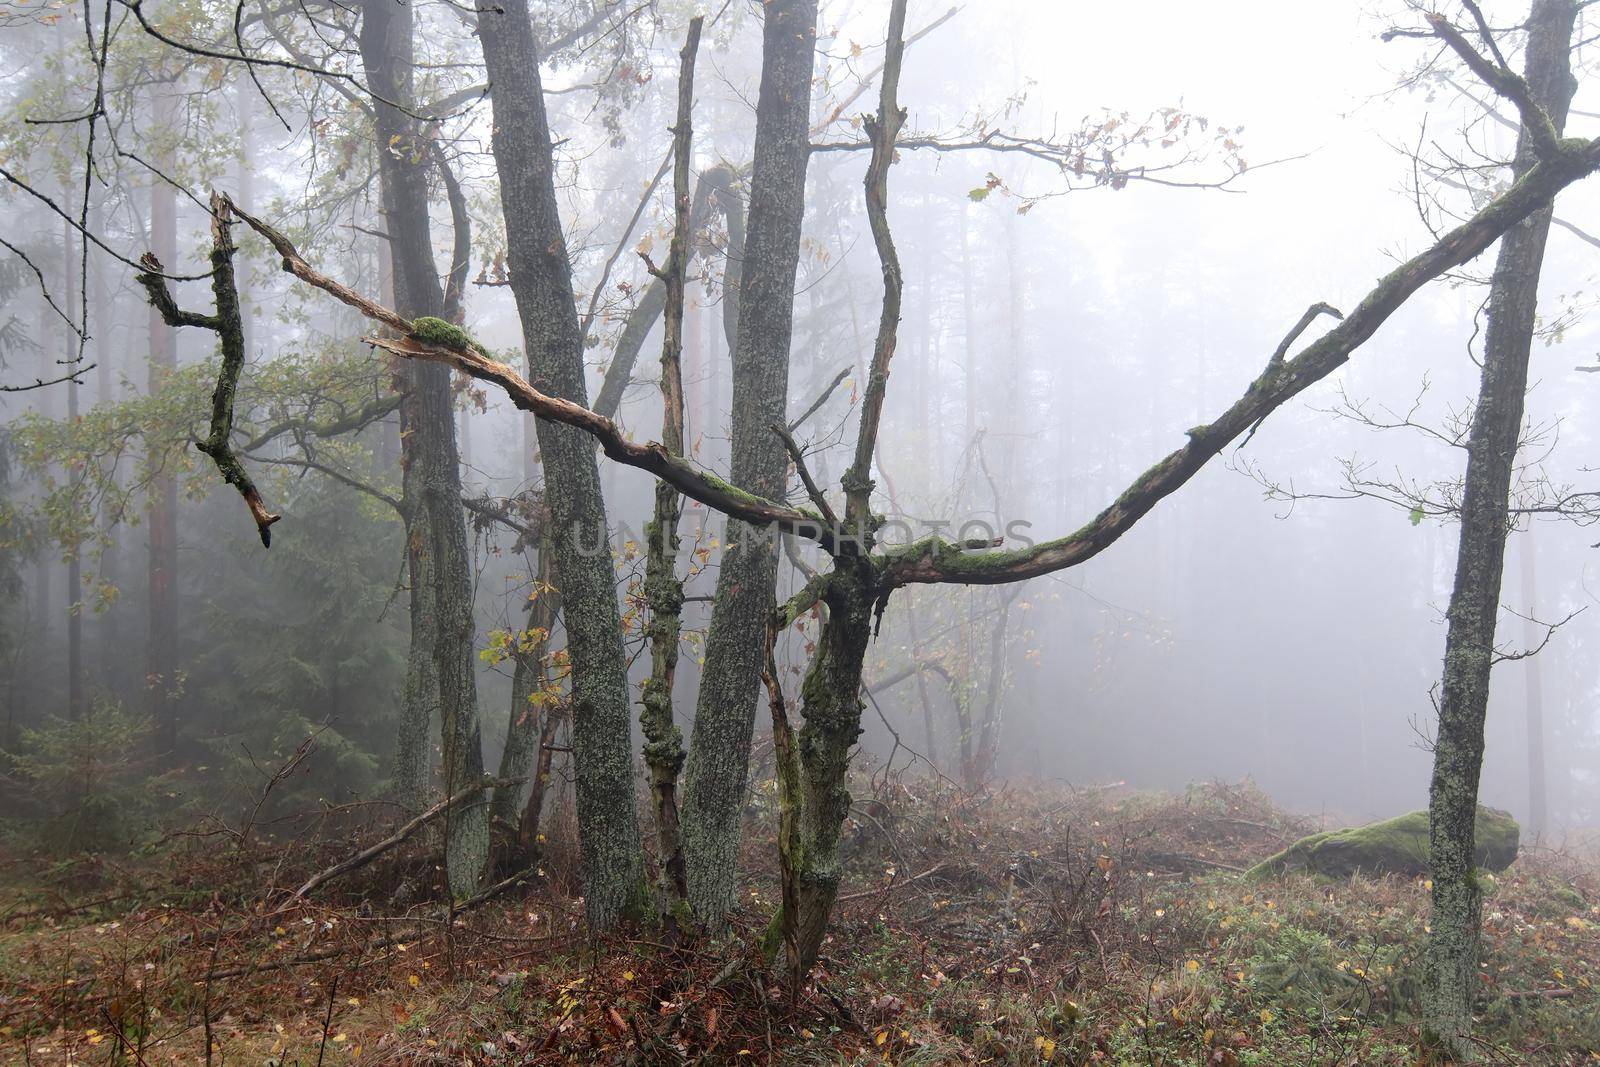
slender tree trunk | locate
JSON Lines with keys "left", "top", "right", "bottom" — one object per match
{"left": 680, "top": 0, "right": 819, "bottom": 928}
{"left": 474, "top": 0, "right": 649, "bottom": 929}
{"left": 1520, "top": 535, "right": 1547, "bottom": 839}
{"left": 90, "top": 202, "right": 119, "bottom": 693}
{"left": 1422, "top": 2, "right": 1575, "bottom": 1056}
{"left": 592, "top": 164, "right": 736, "bottom": 422}
{"left": 970, "top": 586, "right": 1019, "bottom": 787}
{"left": 638, "top": 19, "right": 703, "bottom": 917}
{"left": 492, "top": 532, "right": 559, "bottom": 853}
{"left": 62, "top": 219, "right": 82, "bottom": 719}
{"left": 360, "top": 0, "right": 489, "bottom": 897}
{"left": 768, "top": 556, "right": 878, "bottom": 975}
{"left": 770, "top": 0, "right": 907, "bottom": 974}
{"left": 146, "top": 106, "right": 180, "bottom": 754}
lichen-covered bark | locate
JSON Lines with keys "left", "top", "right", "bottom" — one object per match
{"left": 474, "top": 0, "right": 649, "bottom": 929}
{"left": 638, "top": 18, "right": 702, "bottom": 917}
{"left": 361, "top": 0, "right": 488, "bottom": 896}
{"left": 1422, "top": 3, "right": 1575, "bottom": 1058}
{"left": 681, "top": 0, "right": 820, "bottom": 928}
{"left": 769, "top": 0, "right": 908, "bottom": 977}
{"left": 773, "top": 558, "right": 877, "bottom": 974}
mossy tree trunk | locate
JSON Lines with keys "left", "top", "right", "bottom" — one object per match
{"left": 1422, "top": 2, "right": 1576, "bottom": 1058}
{"left": 474, "top": 0, "right": 649, "bottom": 930}
{"left": 639, "top": 18, "right": 703, "bottom": 918}
{"left": 768, "top": 558, "right": 879, "bottom": 975}
{"left": 768, "top": 0, "right": 909, "bottom": 978}
{"left": 681, "top": 0, "right": 820, "bottom": 930}
{"left": 360, "top": 0, "right": 489, "bottom": 897}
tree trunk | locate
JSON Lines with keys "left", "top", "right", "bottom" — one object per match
{"left": 680, "top": 0, "right": 819, "bottom": 928}
{"left": 1520, "top": 535, "right": 1547, "bottom": 840}
{"left": 62, "top": 218, "right": 82, "bottom": 720}
{"left": 90, "top": 201, "right": 120, "bottom": 695}
{"left": 360, "top": 0, "right": 489, "bottom": 897}
{"left": 474, "top": 0, "right": 649, "bottom": 929}
{"left": 146, "top": 109, "right": 180, "bottom": 754}
{"left": 770, "top": 558, "right": 877, "bottom": 975}
{"left": 638, "top": 18, "right": 703, "bottom": 918}
{"left": 1422, "top": 2, "right": 1575, "bottom": 1056}
{"left": 492, "top": 533, "right": 560, "bottom": 852}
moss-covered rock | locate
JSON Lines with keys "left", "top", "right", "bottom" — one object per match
{"left": 1246, "top": 806, "right": 1519, "bottom": 880}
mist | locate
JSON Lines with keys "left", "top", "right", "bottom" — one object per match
{"left": 0, "top": 1, "right": 1596, "bottom": 1062}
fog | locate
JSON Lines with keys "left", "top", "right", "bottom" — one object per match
{"left": 1, "top": 0, "right": 1597, "bottom": 839}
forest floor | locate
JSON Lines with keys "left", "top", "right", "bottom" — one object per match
{"left": 1, "top": 779, "right": 1597, "bottom": 1066}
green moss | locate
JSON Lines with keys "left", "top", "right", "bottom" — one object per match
{"left": 409, "top": 316, "right": 489, "bottom": 356}
{"left": 758, "top": 905, "right": 785, "bottom": 966}
{"left": 1247, "top": 806, "right": 1519, "bottom": 880}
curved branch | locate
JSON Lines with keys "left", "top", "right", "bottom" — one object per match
{"left": 883, "top": 135, "right": 1600, "bottom": 586}
{"left": 228, "top": 197, "right": 834, "bottom": 545}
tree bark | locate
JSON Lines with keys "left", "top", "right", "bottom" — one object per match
{"left": 638, "top": 17, "right": 703, "bottom": 917}
{"left": 680, "top": 0, "right": 819, "bottom": 928}
{"left": 474, "top": 0, "right": 649, "bottom": 929}
{"left": 360, "top": 0, "right": 489, "bottom": 898}
{"left": 1422, "top": 2, "right": 1576, "bottom": 1057}
{"left": 769, "top": 0, "right": 907, "bottom": 976}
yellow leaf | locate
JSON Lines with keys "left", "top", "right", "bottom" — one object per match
{"left": 408, "top": 974, "right": 421, "bottom": 988}
{"left": 1259, "top": 1008, "right": 1275, "bottom": 1025}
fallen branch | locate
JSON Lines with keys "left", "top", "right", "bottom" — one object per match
{"left": 836, "top": 862, "right": 951, "bottom": 903}
{"left": 283, "top": 776, "right": 522, "bottom": 904}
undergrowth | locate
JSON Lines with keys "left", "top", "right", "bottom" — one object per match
{"left": 0, "top": 779, "right": 1595, "bottom": 1064}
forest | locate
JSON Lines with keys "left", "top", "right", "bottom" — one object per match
{"left": 0, "top": 0, "right": 1598, "bottom": 1063}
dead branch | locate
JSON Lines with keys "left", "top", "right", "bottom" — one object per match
{"left": 136, "top": 193, "right": 280, "bottom": 546}
{"left": 773, "top": 422, "right": 837, "bottom": 526}
{"left": 1268, "top": 301, "right": 1344, "bottom": 368}
{"left": 225, "top": 197, "right": 837, "bottom": 547}
{"left": 1423, "top": 8, "right": 1560, "bottom": 157}
{"left": 283, "top": 776, "right": 523, "bottom": 904}
{"left": 787, "top": 364, "right": 852, "bottom": 431}
{"left": 841, "top": 0, "right": 908, "bottom": 529}
{"left": 836, "top": 862, "right": 951, "bottom": 904}
{"left": 1493, "top": 606, "right": 1586, "bottom": 664}
{"left": 881, "top": 132, "right": 1600, "bottom": 587}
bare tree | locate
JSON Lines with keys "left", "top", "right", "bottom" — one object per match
{"left": 1419, "top": 1, "right": 1577, "bottom": 1057}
